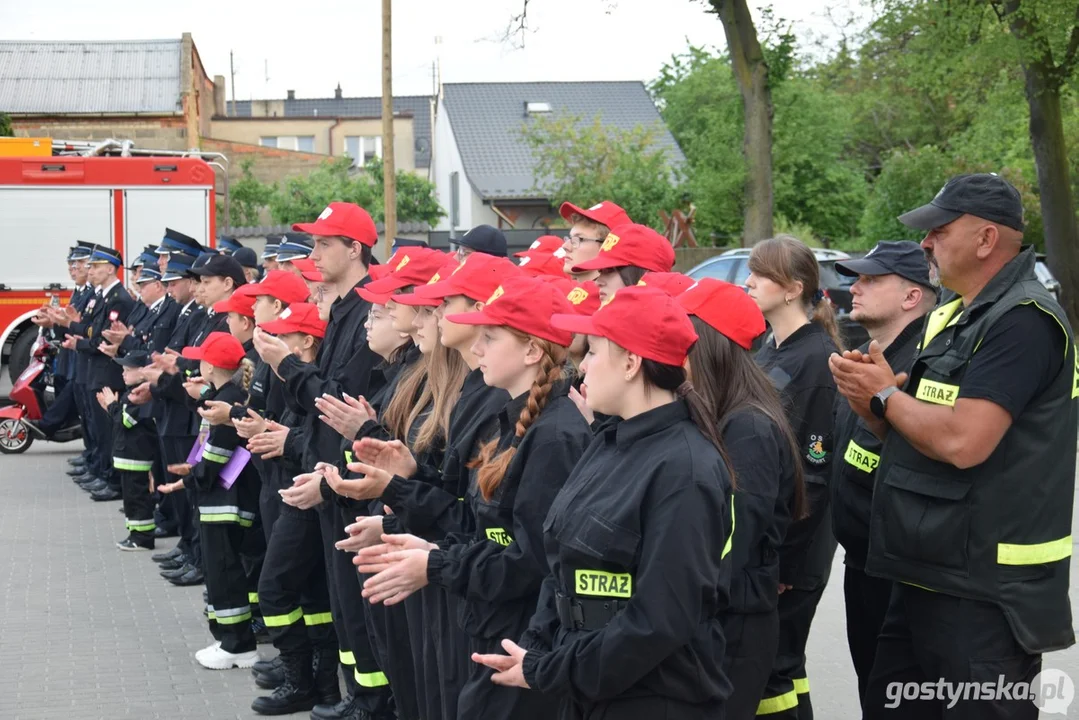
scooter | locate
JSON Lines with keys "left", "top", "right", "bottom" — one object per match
{"left": 0, "top": 333, "right": 82, "bottom": 454}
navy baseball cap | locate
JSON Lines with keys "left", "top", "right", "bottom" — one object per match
{"left": 114, "top": 351, "right": 151, "bottom": 368}
{"left": 455, "top": 225, "right": 507, "bottom": 258}
{"left": 835, "top": 241, "right": 934, "bottom": 290}
{"left": 899, "top": 173, "right": 1025, "bottom": 232}
{"left": 233, "top": 247, "right": 259, "bottom": 269}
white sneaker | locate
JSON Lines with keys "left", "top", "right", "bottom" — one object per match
{"left": 195, "top": 645, "right": 259, "bottom": 670}
{"left": 194, "top": 641, "right": 222, "bottom": 662}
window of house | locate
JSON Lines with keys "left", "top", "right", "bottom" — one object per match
{"left": 344, "top": 136, "right": 383, "bottom": 166}
{"left": 262, "top": 136, "right": 315, "bottom": 152}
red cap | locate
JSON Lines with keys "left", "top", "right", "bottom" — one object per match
{"left": 237, "top": 270, "right": 311, "bottom": 304}
{"left": 545, "top": 277, "right": 601, "bottom": 316}
{"left": 678, "top": 278, "right": 765, "bottom": 350}
{"left": 258, "top": 303, "right": 328, "bottom": 338}
{"left": 292, "top": 202, "right": 378, "bottom": 247}
{"left": 288, "top": 258, "right": 323, "bottom": 283}
{"left": 363, "top": 247, "right": 447, "bottom": 294}
{"left": 393, "top": 258, "right": 460, "bottom": 307}
{"left": 181, "top": 332, "right": 247, "bottom": 371}
{"left": 551, "top": 286, "right": 697, "bottom": 366}
{"left": 558, "top": 200, "right": 631, "bottom": 229}
{"left": 514, "top": 235, "right": 564, "bottom": 258}
{"left": 518, "top": 249, "right": 568, "bottom": 278}
{"left": 446, "top": 276, "right": 575, "bottom": 346}
{"left": 369, "top": 264, "right": 391, "bottom": 281}
{"left": 413, "top": 253, "right": 521, "bottom": 303}
{"left": 213, "top": 292, "right": 256, "bottom": 318}
{"left": 638, "top": 272, "right": 694, "bottom": 297}
{"left": 572, "top": 223, "right": 676, "bottom": 274}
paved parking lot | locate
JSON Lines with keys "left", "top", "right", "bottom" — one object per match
{"left": 1, "top": 442, "right": 1078, "bottom": 718}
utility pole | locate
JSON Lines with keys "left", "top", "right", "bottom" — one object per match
{"left": 381, "top": 0, "right": 397, "bottom": 259}
{"left": 229, "top": 50, "right": 236, "bottom": 118}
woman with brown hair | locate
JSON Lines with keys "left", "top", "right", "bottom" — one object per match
{"left": 746, "top": 235, "right": 840, "bottom": 719}
{"left": 679, "top": 278, "right": 806, "bottom": 720}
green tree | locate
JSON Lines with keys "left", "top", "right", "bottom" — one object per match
{"left": 364, "top": 157, "right": 445, "bottom": 227}
{"left": 520, "top": 114, "right": 681, "bottom": 231}
{"left": 0, "top": 113, "right": 12, "bottom": 137}
{"left": 229, "top": 159, "right": 276, "bottom": 227}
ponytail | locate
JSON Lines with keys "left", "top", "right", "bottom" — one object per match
{"left": 470, "top": 335, "right": 567, "bottom": 501}
{"left": 232, "top": 358, "right": 256, "bottom": 400}
{"left": 810, "top": 297, "right": 845, "bottom": 353}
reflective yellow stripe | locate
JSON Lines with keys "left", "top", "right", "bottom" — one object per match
{"left": 793, "top": 677, "right": 809, "bottom": 694}
{"left": 915, "top": 379, "right": 959, "bottom": 406}
{"left": 248, "top": 592, "right": 259, "bottom": 604}
{"left": 203, "top": 451, "right": 231, "bottom": 464}
{"left": 922, "top": 298, "right": 964, "bottom": 347}
{"left": 339, "top": 650, "right": 356, "bottom": 665}
{"left": 997, "top": 536, "right": 1072, "bottom": 565}
{"left": 354, "top": 670, "right": 389, "bottom": 688}
{"left": 114, "top": 457, "right": 153, "bottom": 471}
{"left": 843, "top": 439, "right": 880, "bottom": 473}
{"left": 574, "top": 569, "right": 632, "bottom": 598}
{"left": 126, "top": 520, "right": 156, "bottom": 532}
{"left": 122, "top": 412, "right": 137, "bottom": 429}
{"left": 757, "top": 689, "right": 799, "bottom": 715}
{"left": 216, "top": 611, "right": 252, "bottom": 625}
{"left": 263, "top": 608, "right": 303, "bottom": 627}
{"left": 345, "top": 451, "right": 354, "bottom": 464}
{"left": 722, "top": 497, "right": 735, "bottom": 559}
{"left": 199, "top": 513, "right": 254, "bottom": 527}
{"left": 304, "top": 611, "right": 333, "bottom": 626}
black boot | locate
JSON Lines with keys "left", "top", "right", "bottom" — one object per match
{"left": 254, "top": 655, "right": 285, "bottom": 690}
{"left": 313, "top": 646, "right": 343, "bottom": 707}
{"left": 251, "top": 652, "right": 317, "bottom": 716}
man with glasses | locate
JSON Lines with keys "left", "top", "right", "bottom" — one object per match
{"left": 449, "top": 224, "right": 507, "bottom": 262}
{"left": 558, "top": 200, "right": 631, "bottom": 281}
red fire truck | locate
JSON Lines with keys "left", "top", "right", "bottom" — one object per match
{"left": 0, "top": 140, "right": 228, "bottom": 383}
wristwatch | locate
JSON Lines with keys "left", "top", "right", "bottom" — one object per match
{"left": 870, "top": 385, "right": 900, "bottom": 419}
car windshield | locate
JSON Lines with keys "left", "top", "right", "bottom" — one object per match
{"left": 819, "top": 261, "right": 855, "bottom": 289}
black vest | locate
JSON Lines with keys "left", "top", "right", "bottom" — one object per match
{"left": 866, "top": 248, "right": 1077, "bottom": 654}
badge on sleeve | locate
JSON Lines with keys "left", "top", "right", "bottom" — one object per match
{"left": 806, "top": 434, "right": 829, "bottom": 465}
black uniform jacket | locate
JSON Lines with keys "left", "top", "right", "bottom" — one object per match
{"left": 723, "top": 406, "right": 797, "bottom": 614}
{"left": 428, "top": 383, "right": 591, "bottom": 641}
{"left": 755, "top": 322, "right": 839, "bottom": 588}
{"left": 831, "top": 316, "right": 924, "bottom": 570}
{"left": 380, "top": 367, "right": 509, "bottom": 540}
{"left": 71, "top": 281, "right": 136, "bottom": 390}
{"left": 54, "top": 285, "right": 93, "bottom": 379}
{"left": 152, "top": 300, "right": 204, "bottom": 437}
{"left": 519, "top": 400, "right": 733, "bottom": 706}
{"left": 120, "top": 295, "right": 180, "bottom": 356}
{"left": 109, "top": 391, "right": 158, "bottom": 464}
{"left": 276, "top": 277, "right": 383, "bottom": 473}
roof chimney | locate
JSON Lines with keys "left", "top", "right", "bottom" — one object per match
{"left": 287, "top": 89, "right": 295, "bottom": 100}
{"left": 335, "top": 83, "right": 343, "bottom": 100}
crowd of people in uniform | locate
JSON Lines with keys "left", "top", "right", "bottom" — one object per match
{"left": 24, "top": 171, "right": 1077, "bottom": 720}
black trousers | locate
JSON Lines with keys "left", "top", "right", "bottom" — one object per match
{"left": 567, "top": 695, "right": 725, "bottom": 720}
{"left": 431, "top": 590, "right": 469, "bottom": 720}
{"left": 203, "top": 520, "right": 257, "bottom": 654}
{"left": 89, "top": 392, "right": 119, "bottom": 487}
{"left": 119, "top": 468, "right": 156, "bottom": 540}
{"left": 459, "top": 634, "right": 560, "bottom": 720}
{"left": 321, "top": 502, "right": 391, "bottom": 711}
{"left": 863, "top": 584, "right": 1041, "bottom": 720}
{"left": 363, "top": 570, "right": 422, "bottom": 720}
{"left": 259, "top": 503, "right": 336, "bottom": 655}
{"left": 722, "top": 610, "right": 780, "bottom": 720}
{"left": 164, "top": 436, "right": 200, "bottom": 567}
{"left": 75, "top": 383, "right": 98, "bottom": 468}
{"left": 154, "top": 435, "right": 180, "bottom": 534}
{"left": 758, "top": 585, "right": 827, "bottom": 719}
{"left": 844, "top": 566, "right": 893, "bottom": 705}
{"left": 38, "top": 378, "right": 79, "bottom": 435}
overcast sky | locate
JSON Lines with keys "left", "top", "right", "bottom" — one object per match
{"left": 1, "top": 0, "right": 860, "bottom": 100}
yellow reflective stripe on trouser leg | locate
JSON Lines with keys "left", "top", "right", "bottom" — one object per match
{"left": 339, "top": 650, "right": 356, "bottom": 665}
{"left": 997, "top": 536, "right": 1073, "bottom": 565}
{"left": 757, "top": 690, "right": 799, "bottom": 715}
{"left": 263, "top": 608, "right": 303, "bottom": 627}
{"left": 354, "top": 669, "right": 389, "bottom": 687}
{"left": 793, "top": 677, "right": 809, "bottom": 694}
{"left": 304, "top": 611, "right": 333, "bottom": 626}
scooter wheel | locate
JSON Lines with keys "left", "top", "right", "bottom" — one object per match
{"left": 0, "top": 418, "right": 33, "bottom": 454}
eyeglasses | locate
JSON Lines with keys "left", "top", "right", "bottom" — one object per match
{"left": 563, "top": 234, "right": 604, "bottom": 250}
{"left": 450, "top": 243, "right": 474, "bottom": 262}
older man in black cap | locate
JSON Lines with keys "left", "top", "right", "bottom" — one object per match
{"left": 828, "top": 241, "right": 937, "bottom": 706}
{"left": 451, "top": 224, "right": 507, "bottom": 261}
{"left": 830, "top": 174, "right": 1077, "bottom": 719}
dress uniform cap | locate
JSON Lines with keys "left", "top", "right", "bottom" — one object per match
{"left": 157, "top": 228, "right": 204, "bottom": 255}
{"left": 89, "top": 245, "right": 123, "bottom": 267}
{"left": 292, "top": 202, "right": 378, "bottom": 248}
{"left": 446, "top": 275, "right": 576, "bottom": 346}
{"left": 413, "top": 253, "right": 521, "bottom": 303}
{"left": 217, "top": 236, "right": 244, "bottom": 255}
{"left": 276, "top": 233, "right": 315, "bottom": 262}
{"left": 261, "top": 242, "right": 280, "bottom": 260}
{"left": 571, "top": 223, "right": 676, "bottom": 274}
{"left": 135, "top": 267, "right": 164, "bottom": 284}
{"left": 161, "top": 253, "right": 198, "bottom": 282}
{"left": 259, "top": 303, "right": 327, "bottom": 338}
{"left": 677, "top": 278, "right": 765, "bottom": 350}
{"left": 552, "top": 285, "right": 697, "bottom": 365}
{"left": 181, "top": 332, "right": 246, "bottom": 370}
